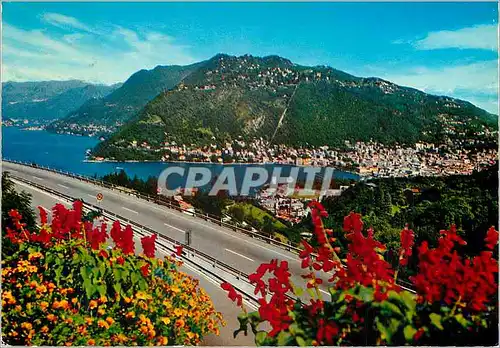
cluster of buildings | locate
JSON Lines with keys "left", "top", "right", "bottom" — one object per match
{"left": 255, "top": 183, "right": 349, "bottom": 224}
{"left": 50, "top": 122, "right": 119, "bottom": 137}
{"left": 121, "top": 135, "right": 498, "bottom": 179}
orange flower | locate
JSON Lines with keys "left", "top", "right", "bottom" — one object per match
{"left": 175, "top": 318, "right": 185, "bottom": 328}
{"left": 97, "top": 308, "right": 106, "bottom": 316}
{"left": 29, "top": 280, "right": 38, "bottom": 288}
{"left": 97, "top": 319, "right": 109, "bottom": 329}
{"left": 85, "top": 317, "right": 93, "bottom": 325}
{"left": 87, "top": 339, "right": 96, "bottom": 345}
{"left": 105, "top": 317, "right": 115, "bottom": 325}
{"left": 65, "top": 317, "right": 73, "bottom": 324}
{"left": 71, "top": 298, "right": 78, "bottom": 304}
{"left": 89, "top": 300, "right": 98, "bottom": 309}
{"left": 124, "top": 296, "right": 132, "bottom": 304}
{"left": 157, "top": 336, "right": 168, "bottom": 345}
{"left": 98, "top": 295, "right": 107, "bottom": 304}
{"left": 125, "top": 311, "right": 135, "bottom": 319}
{"left": 41, "top": 326, "right": 49, "bottom": 334}
{"left": 40, "top": 301, "right": 49, "bottom": 311}
{"left": 21, "top": 322, "right": 33, "bottom": 330}
{"left": 47, "top": 314, "right": 57, "bottom": 322}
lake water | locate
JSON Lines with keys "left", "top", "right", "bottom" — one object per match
{"left": 2, "top": 127, "right": 359, "bottom": 187}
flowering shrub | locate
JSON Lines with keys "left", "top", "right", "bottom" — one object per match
{"left": 223, "top": 201, "right": 499, "bottom": 346}
{"left": 1, "top": 202, "right": 224, "bottom": 346}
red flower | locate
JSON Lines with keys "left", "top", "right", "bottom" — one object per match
{"left": 484, "top": 226, "right": 499, "bottom": 250}
{"left": 38, "top": 206, "right": 48, "bottom": 225}
{"left": 316, "top": 319, "right": 338, "bottom": 345}
{"left": 141, "top": 234, "right": 157, "bottom": 258}
{"left": 98, "top": 250, "right": 109, "bottom": 259}
{"left": 116, "top": 256, "right": 125, "bottom": 265}
{"left": 174, "top": 245, "right": 183, "bottom": 257}
{"left": 343, "top": 212, "right": 363, "bottom": 234}
{"left": 399, "top": 225, "right": 415, "bottom": 266}
{"left": 221, "top": 282, "right": 243, "bottom": 306}
{"left": 140, "top": 264, "right": 150, "bottom": 277}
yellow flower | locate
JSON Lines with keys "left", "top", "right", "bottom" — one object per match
{"left": 157, "top": 336, "right": 168, "bottom": 345}
{"left": 97, "top": 319, "right": 109, "bottom": 329}
{"left": 136, "top": 291, "right": 151, "bottom": 300}
{"left": 98, "top": 295, "right": 107, "bottom": 304}
{"left": 187, "top": 332, "right": 196, "bottom": 339}
{"left": 170, "top": 285, "right": 181, "bottom": 293}
{"left": 173, "top": 308, "right": 184, "bottom": 317}
{"left": 162, "top": 300, "right": 172, "bottom": 309}
{"left": 160, "top": 317, "right": 171, "bottom": 325}
{"left": 97, "top": 308, "right": 106, "bottom": 316}
{"left": 28, "top": 251, "right": 43, "bottom": 260}
{"left": 40, "top": 301, "right": 49, "bottom": 311}
{"left": 36, "top": 285, "right": 47, "bottom": 294}
{"left": 21, "top": 322, "right": 33, "bottom": 330}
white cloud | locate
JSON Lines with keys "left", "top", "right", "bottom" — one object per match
{"left": 2, "top": 21, "right": 197, "bottom": 85}
{"left": 375, "top": 60, "right": 499, "bottom": 114}
{"left": 412, "top": 24, "right": 498, "bottom": 51}
{"left": 41, "top": 12, "right": 94, "bottom": 33}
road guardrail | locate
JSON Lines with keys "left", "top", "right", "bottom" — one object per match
{"left": 3, "top": 159, "right": 302, "bottom": 255}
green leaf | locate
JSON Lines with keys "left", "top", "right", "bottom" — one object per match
{"left": 430, "top": 313, "right": 444, "bottom": 330}
{"left": 296, "top": 336, "right": 307, "bottom": 347}
{"left": 97, "top": 284, "right": 107, "bottom": 297}
{"left": 358, "top": 286, "right": 374, "bottom": 302}
{"left": 381, "top": 301, "right": 404, "bottom": 318}
{"left": 404, "top": 325, "right": 417, "bottom": 341}
{"left": 255, "top": 331, "right": 268, "bottom": 346}
{"left": 277, "top": 331, "right": 293, "bottom": 346}
{"left": 454, "top": 314, "right": 469, "bottom": 328}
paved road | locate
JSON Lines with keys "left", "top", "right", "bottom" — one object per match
{"left": 3, "top": 162, "right": 331, "bottom": 293}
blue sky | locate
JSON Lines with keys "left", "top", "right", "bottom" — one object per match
{"left": 3, "top": 2, "right": 498, "bottom": 113}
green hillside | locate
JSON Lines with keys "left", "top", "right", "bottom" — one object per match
{"left": 2, "top": 81, "right": 117, "bottom": 122}
{"left": 47, "top": 62, "right": 203, "bottom": 135}
{"left": 90, "top": 54, "right": 497, "bottom": 160}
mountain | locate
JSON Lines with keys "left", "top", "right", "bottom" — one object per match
{"left": 2, "top": 81, "right": 118, "bottom": 122}
{"left": 92, "top": 54, "right": 497, "bottom": 161}
{"left": 47, "top": 62, "right": 203, "bottom": 135}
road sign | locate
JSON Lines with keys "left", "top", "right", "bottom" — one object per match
{"left": 96, "top": 192, "right": 104, "bottom": 201}
{"left": 185, "top": 229, "right": 191, "bottom": 246}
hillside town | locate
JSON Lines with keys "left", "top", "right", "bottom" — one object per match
{"left": 91, "top": 131, "right": 497, "bottom": 179}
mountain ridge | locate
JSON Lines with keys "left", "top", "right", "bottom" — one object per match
{"left": 2, "top": 81, "right": 119, "bottom": 122}
{"left": 89, "top": 53, "right": 496, "bottom": 161}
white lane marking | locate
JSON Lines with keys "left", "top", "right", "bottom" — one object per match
{"left": 13, "top": 166, "right": 297, "bottom": 261}
{"left": 225, "top": 248, "right": 255, "bottom": 262}
{"left": 87, "top": 194, "right": 96, "bottom": 198}
{"left": 122, "top": 207, "right": 139, "bottom": 214}
{"left": 164, "top": 223, "right": 185, "bottom": 233}
{"left": 32, "top": 175, "right": 43, "bottom": 180}
{"left": 13, "top": 180, "right": 70, "bottom": 205}
{"left": 57, "top": 184, "right": 69, "bottom": 189}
